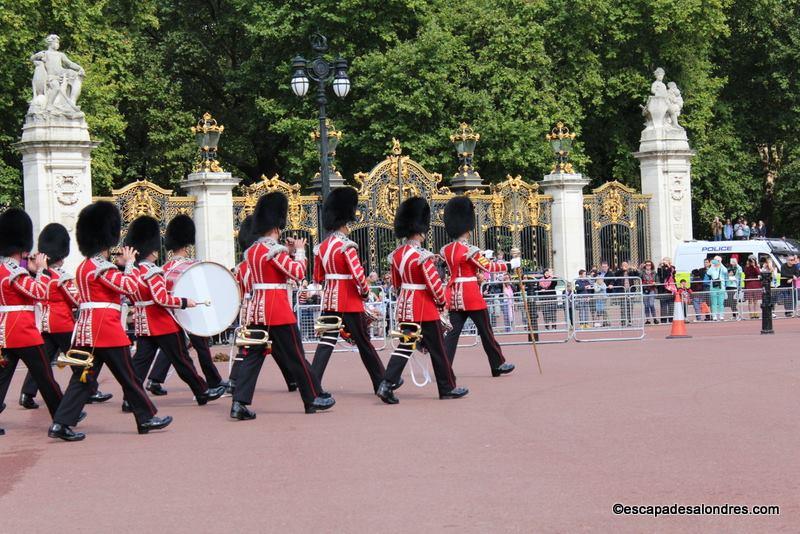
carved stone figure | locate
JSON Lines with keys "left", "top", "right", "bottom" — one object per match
{"left": 27, "top": 35, "right": 85, "bottom": 119}
{"left": 642, "top": 67, "right": 683, "bottom": 130}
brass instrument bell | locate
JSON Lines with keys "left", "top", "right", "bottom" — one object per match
{"left": 389, "top": 322, "right": 423, "bottom": 348}
{"left": 314, "top": 315, "right": 343, "bottom": 335}
{"left": 56, "top": 349, "right": 94, "bottom": 383}
{"left": 235, "top": 327, "right": 271, "bottom": 349}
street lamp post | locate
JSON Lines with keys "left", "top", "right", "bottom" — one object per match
{"left": 449, "top": 122, "right": 485, "bottom": 192}
{"left": 290, "top": 33, "right": 350, "bottom": 199}
{"left": 546, "top": 121, "right": 576, "bottom": 174}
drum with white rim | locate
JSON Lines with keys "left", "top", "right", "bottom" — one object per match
{"left": 166, "top": 261, "right": 241, "bottom": 337}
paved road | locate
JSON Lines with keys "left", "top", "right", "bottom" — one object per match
{"left": 1, "top": 320, "right": 797, "bottom": 533}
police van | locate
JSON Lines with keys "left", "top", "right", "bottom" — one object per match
{"left": 673, "top": 238, "right": 799, "bottom": 282}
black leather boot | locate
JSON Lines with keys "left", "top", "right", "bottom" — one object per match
{"left": 48, "top": 423, "right": 86, "bottom": 442}
{"left": 146, "top": 380, "right": 168, "bottom": 396}
{"left": 19, "top": 393, "right": 39, "bottom": 409}
{"left": 439, "top": 387, "right": 469, "bottom": 399}
{"left": 376, "top": 380, "right": 399, "bottom": 405}
{"left": 491, "top": 362, "right": 515, "bottom": 377}
{"left": 230, "top": 401, "right": 256, "bottom": 420}
{"left": 137, "top": 415, "right": 173, "bottom": 435}
{"left": 304, "top": 396, "right": 336, "bottom": 414}
{"left": 87, "top": 391, "right": 113, "bottom": 403}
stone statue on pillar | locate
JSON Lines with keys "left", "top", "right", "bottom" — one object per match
{"left": 28, "top": 35, "right": 85, "bottom": 120}
{"left": 641, "top": 67, "right": 684, "bottom": 132}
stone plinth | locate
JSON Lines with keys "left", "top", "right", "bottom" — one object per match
{"left": 449, "top": 170, "right": 485, "bottom": 193}
{"left": 539, "top": 171, "right": 589, "bottom": 280}
{"left": 634, "top": 126, "right": 695, "bottom": 262}
{"left": 14, "top": 116, "right": 100, "bottom": 270}
{"left": 180, "top": 171, "right": 240, "bottom": 268}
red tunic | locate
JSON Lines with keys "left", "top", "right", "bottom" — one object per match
{"left": 390, "top": 240, "right": 445, "bottom": 322}
{"left": 441, "top": 240, "right": 509, "bottom": 311}
{"left": 0, "top": 258, "right": 46, "bottom": 348}
{"left": 73, "top": 256, "right": 140, "bottom": 348}
{"left": 40, "top": 266, "right": 80, "bottom": 334}
{"left": 246, "top": 237, "right": 306, "bottom": 326}
{"left": 162, "top": 256, "right": 197, "bottom": 292}
{"left": 313, "top": 232, "right": 369, "bottom": 313}
{"left": 130, "top": 261, "right": 184, "bottom": 337}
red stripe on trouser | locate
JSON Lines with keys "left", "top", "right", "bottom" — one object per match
{"left": 35, "top": 345, "right": 63, "bottom": 400}
{"left": 431, "top": 322, "right": 456, "bottom": 387}
{"left": 289, "top": 325, "right": 317, "bottom": 397}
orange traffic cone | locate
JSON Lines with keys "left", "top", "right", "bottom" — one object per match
{"left": 666, "top": 291, "right": 692, "bottom": 339}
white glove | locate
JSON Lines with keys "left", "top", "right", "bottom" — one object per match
{"left": 509, "top": 257, "right": 522, "bottom": 270}
{"left": 483, "top": 249, "right": 494, "bottom": 259}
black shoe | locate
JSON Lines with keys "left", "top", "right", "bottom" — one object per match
{"left": 197, "top": 385, "right": 225, "bottom": 406}
{"left": 77, "top": 411, "right": 87, "bottom": 424}
{"left": 87, "top": 391, "right": 113, "bottom": 404}
{"left": 305, "top": 396, "right": 336, "bottom": 414}
{"left": 391, "top": 377, "right": 404, "bottom": 391}
{"left": 137, "top": 415, "right": 173, "bottom": 435}
{"left": 319, "top": 390, "right": 332, "bottom": 399}
{"left": 224, "top": 381, "right": 235, "bottom": 397}
{"left": 287, "top": 382, "right": 298, "bottom": 392}
{"left": 48, "top": 423, "right": 86, "bottom": 442}
{"left": 376, "top": 380, "right": 399, "bottom": 405}
{"left": 146, "top": 380, "right": 168, "bottom": 396}
{"left": 491, "top": 362, "right": 515, "bottom": 377}
{"left": 121, "top": 400, "right": 132, "bottom": 413}
{"left": 19, "top": 393, "right": 39, "bottom": 409}
{"left": 440, "top": 387, "right": 469, "bottom": 399}
{"left": 230, "top": 401, "right": 256, "bottom": 420}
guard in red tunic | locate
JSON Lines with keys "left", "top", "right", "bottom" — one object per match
{"left": 231, "top": 191, "right": 334, "bottom": 419}
{"left": 230, "top": 215, "right": 296, "bottom": 394}
{"left": 310, "top": 187, "right": 386, "bottom": 393}
{"left": 376, "top": 197, "right": 468, "bottom": 404}
{"left": 0, "top": 209, "right": 64, "bottom": 436}
{"left": 18, "top": 224, "right": 113, "bottom": 409}
{"left": 441, "top": 196, "right": 517, "bottom": 376}
{"left": 121, "top": 216, "right": 224, "bottom": 410}
{"left": 49, "top": 201, "right": 172, "bottom": 441}
{"left": 145, "top": 215, "right": 228, "bottom": 395}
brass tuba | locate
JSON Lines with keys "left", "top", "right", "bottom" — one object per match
{"left": 314, "top": 315, "right": 342, "bottom": 336}
{"left": 235, "top": 327, "right": 271, "bottom": 349}
{"left": 56, "top": 349, "right": 94, "bottom": 383}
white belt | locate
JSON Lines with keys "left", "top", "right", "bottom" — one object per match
{"left": 79, "top": 302, "right": 122, "bottom": 311}
{"left": 134, "top": 300, "right": 154, "bottom": 307}
{"left": 453, "top": 277, "right": 477, "bottom": 283}
{"left": 252, "top": 283, "right": 288, "bottom": 290}
{"left": 0, "top": 305, "right": 35, "bottom": 312}
{"left": 401, "top": 283, "right": 426, "bottom": 290}
{"left": 325, "top": 274, "right": 353, "bottom": 280}
{"left": 243, "top": 292, "right": 251, "bottom": 300}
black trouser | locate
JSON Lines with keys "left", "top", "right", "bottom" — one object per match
{"left": 383, "top": 320, "right": 457, "bottom": 396}
{"left": 234, "top": 323, "right": 322, "bottom": 406}
{"left": 311, "top": 312, "right": 386, "bottom": 392}
{"left": 20, "top": 332, "right": 79, "bottom": 398}
{"left": 0, "top": 345, "right": 63, "bottom": 417}
{"left": 132, "top": 333, "right": 208, "bottom": 398}
{"left": 443, "top": 308, "right": 506, "bottom": 370}
{"left": 54, "top": 346, "right": 156, "bottom": 426}
{"left": 149, "top": 332, "right": 222, "bottom": 387}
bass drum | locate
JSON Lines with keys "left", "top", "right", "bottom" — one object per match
{"left": 166, "top": 261, "right": 241, "bottom": 337}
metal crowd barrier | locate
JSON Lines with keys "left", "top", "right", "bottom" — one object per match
{"left": 571, "top": 277, "right": 645, "bottom": 342}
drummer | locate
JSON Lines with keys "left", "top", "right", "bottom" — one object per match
{"left": 121, "top": 216, "right": 225, "bottom": 411}
{"left": 145, "top": 214, "right": 230, "bottom": 396}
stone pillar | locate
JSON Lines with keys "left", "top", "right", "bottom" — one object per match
{"left": 14, "top": 117, "right": 100, "bottom": 270}
{"left": 180, "top": 171, "right": 240, "bottom": 268}
{"left": 633, "top": 128, "right": 695, "bottom": 262}
{"left": 539, "top": 171, "right": 589, "bottom": 280}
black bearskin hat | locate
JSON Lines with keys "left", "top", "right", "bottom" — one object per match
{"left": 322, "top": 187, "right": 358, "bottom": 231}
{"left": 237, "top": 215, "right": 257, "bottom": 251}
{"left": 38, "top": 223, "right": 70, "bottom": 264}
{"left": 443, "top": 196, "right": 475, "bottom": 239}
{"left": 76, "top": 201, "right": 121, "bottom": 257}
{"left": 164, "top": 214, "right": 195, "bottom": 251}
{"left": 0, "top": 208, "right": 34, "bottom": 257}
{"left": 124, "top": 216, "right": 162, "bottom": 260}
{"left": 394, "top": 196, "right": 430, "bottom": 239}
{"left": 253, "top": 191, "right": 288, "bottom": 234}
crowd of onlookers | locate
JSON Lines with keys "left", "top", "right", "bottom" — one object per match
{"left": 711, "top": 217, "right": 768, "bottom": 241}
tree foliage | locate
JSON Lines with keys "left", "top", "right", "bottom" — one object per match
{"left": 0, "top": 0, "right": 797, "bottom": 237}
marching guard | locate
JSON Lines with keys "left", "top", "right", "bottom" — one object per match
{"left": 145, "top": 214, "right": 228, "bottom": 395}
{"left": 310, "top": 186, "right": 386, "bottom": 394}
{"left": 0, "top": 209, "right": 65, "bottom": 436}
{"left": 122, "top": 216, "right": 224, "bottom": 411}
{"left": 49, "top": 201, "right": 172, "bottom": 441}
{"left": 376, "top": 197, "right": 468, "bottom": 404}
{"left": 19, "top": 223, "right": 113, "bottom": 410}
{"left": 230, "top": 214, "right": 297, "bottom": 393}
{"left": 441, "top": 196, "right": 517, "bottom": 375}
{"left": 231, "top": 191, "right": 334, "bottom": 419}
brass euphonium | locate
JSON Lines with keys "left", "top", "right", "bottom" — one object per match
{"left": 314, "top": 315, "right": 343, "bottom": 336}
{"left": 235, "top": 327, "right": 271, "bottom": 349}
{"left": 56, "top": 349, "right": 94, "bottom": 383}
{"left": 390, "top": 322, "right": 423, "bottom": 349}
